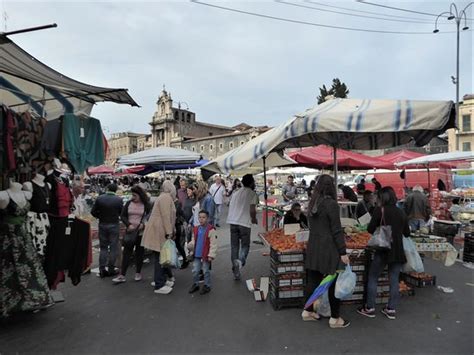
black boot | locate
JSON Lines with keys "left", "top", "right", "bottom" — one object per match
{"left": 180, "top": 260, "right": 189, "bottom": 269}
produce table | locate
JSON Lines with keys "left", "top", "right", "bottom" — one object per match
{"left": 411, "top": 235, "right": 458, "bottom": 267}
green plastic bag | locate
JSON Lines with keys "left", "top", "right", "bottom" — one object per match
{"left": 160, "top": 239, "right": 175, "bottom": 267}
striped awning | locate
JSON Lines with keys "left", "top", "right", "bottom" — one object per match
{"left": 0, "top": 35, "right": 139, "bottom": 119}
{"left": 202, "top": 98, "right": 455, "bottom": 175}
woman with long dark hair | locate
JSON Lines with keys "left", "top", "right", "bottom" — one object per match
{"left": 113, "top": 186, "right": 151, "bottom": 283}
{"left": 302, "top": 174, "right": 350, "bottom": 328}
{"left": 357, "top": 186, "right": 410, "bottom": 320}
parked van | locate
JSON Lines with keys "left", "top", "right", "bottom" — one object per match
{"left": 365, "top": 168, "right": 453, "bottom": 199}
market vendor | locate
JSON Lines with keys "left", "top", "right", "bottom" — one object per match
{"left": 283, "top": 202, "right": 308, "bottom": 228}
{"left": 282, "top": 175, "right": 298, "bottom": 202}
{"left": 356, "top": 190, "right": 375, "bottom": 219}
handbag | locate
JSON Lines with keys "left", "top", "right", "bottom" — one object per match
{"left": 367, "top": 207, "right": 392, "bottom": 250}
{"left": 123, "top": 207, "right": 146, "bottom": 248}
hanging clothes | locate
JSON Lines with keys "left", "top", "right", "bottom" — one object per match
{"left": 4, "top": 107, "right": 16, "bottom": 172}
{"left": 41, "top": 118, "right": 62, "bottom": 158}
{"left": 45, "top": 173, "right": 73, "bottom": 218}
{"left": 0, "top": 198, "right": 53, "bottom": 318}
{"left": 44, "top": 216, "right": 90, "bottom": 288}
{"left": 62, "top": 113, "right": 105, "bottom": 174}
{"left": 25, "top": 181, "right": 51, "bottom": 256}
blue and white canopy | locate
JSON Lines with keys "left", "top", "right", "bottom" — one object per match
{"left": 0, "top": 35, "right": 138, "bottom": 120}
{"left": 202, "top": 98, "right": 455, "bottom": 176}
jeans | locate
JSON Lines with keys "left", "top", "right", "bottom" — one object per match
{"left": 230, "top": 224, "right": 251, "bottom": 267}
{"left": 153, "top": 251, "right": 173, "bottom": 289}
{"left": 98, "top": 223, "right": 120, "bottom": 272}
{"left": 366, "top": 252, "right": 402, "bottom": 310}
{"left": 214, "top": 204, "right": 222, "bottom": 226}
{"left": 305, "top": 270, "right": 341, "bottom": 318}
{"left": 192, "top": 257, "right": 211, "bottom": 287}
{"left": 121, "top": 235, "right": 144, "bottom": 276}
{"left": 409, "top": 219, "right": 426, "bottom": 232}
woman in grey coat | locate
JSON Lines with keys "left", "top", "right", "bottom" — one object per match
{"left": 302, "top": 174, "right": 350, "bottom": 328}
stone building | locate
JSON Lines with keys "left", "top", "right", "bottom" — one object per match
{"left": 107, "top": 132, "right": 144, "bottom": 164}
{"left": 448, "top": 94, "right": 474, "bottom": 152}
{"left": 137, "top": 134, "right": 153, "bottom": 152}
{"left": 150, "top": 89, "right": 235, "bottom": 148}
{"left": 148, "top": 88, "right": 270, "bottom": 159}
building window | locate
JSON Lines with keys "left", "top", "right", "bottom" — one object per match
{"left": 462, "top": 141, "right": 471, "bottom": 152}
{"left": 186, "top": 113, "right": 191, "bottom": 123}
{"left": 209, "top": 132, "right": 213, "bottom": 136}
{"left": 462, "top": 115, "right": 471, "bottom": 132}
{"left": 200, "top": 145, "right": 204, "bottom": 152}
{"left": 191, "top": 146, "right": 196, "bottom": 152}
{"left": 219, "top": 143, "right": 224, "bottom": 150}
{"left": 240, "top": 141, "right": 245, "bottom": 146}
{"left": 174, "top": 111, "right": 178, "bottom": 120}
{"left": 209, "top": 144, "right": 214, "bottom": 151}
{"left": 229, "top": 142, "right": 234, "bottom": 149}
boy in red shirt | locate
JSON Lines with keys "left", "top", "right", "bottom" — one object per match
{"left": 187, "top": 210, "right": 218, "bottom": 294}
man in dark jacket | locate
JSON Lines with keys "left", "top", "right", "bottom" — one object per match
{"left": 338, "top": 184, "right": 358, "bottom": 218}
{"left": 356, "top": 190, "right": 375, "bottom": 219}
{"left": 404, "top": 185, "right": 431, "bottom": 231}
{"left": 91, "top": 183, "right": 123, "bottom": 278}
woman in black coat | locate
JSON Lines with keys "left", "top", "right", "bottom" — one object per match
{"left": 357, "top": 186, "right": 410, "bottom": 320}
{"left": 303, "top": 175, "right": 350, "bottom": 328}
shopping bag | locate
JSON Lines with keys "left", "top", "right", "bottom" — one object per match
{"left": 402, "top": 237, "right": 424, "bottom": 273}
{"left": 314, "top": 291, "right": 331, "bottom": 318}
{"left": 160, "top": 239, "right": 177, "bottom": 267}
{"left": 123, "top": 229, "right": 139, "bottom": 248}
{"left": 335, "top": 265, "right": 356, "bottom": 300}
{"left": 367, "top": 208, "right": 392, "bottom": 250}
{"left": 358, "top": 212, "right": 371, "bottom": 226}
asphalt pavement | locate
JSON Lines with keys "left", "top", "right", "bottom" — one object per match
{"left": 1, "top": 209, "right": 473, "bottom": 354}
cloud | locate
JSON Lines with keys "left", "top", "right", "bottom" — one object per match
{"left": 3, "top": 0, "right": 472, "bottom": 136}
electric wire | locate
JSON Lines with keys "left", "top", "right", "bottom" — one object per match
{"left": 305, "top": 1, "right": 445, "bottom": 22}
{"left": 357, "top": 0, "right": 473, "bottom": 22}
{"left": 191, "top": 0, "right": 463, "bottom": 34}
{"left": 277, "top": 0, "right": 438, "bottom": 24}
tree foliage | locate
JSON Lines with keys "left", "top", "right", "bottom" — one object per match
{"left": 317, "top": 78, "right": 349, "bottom": 104}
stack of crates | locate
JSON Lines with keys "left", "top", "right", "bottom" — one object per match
{"left": 341, "top": 250, "right": 390, "bottom": 305}
{"left": 269, "top": 247, "right": 306, "bottom": 310}
{"left": 463, "top": 233, "right": 474, "bottom": 263}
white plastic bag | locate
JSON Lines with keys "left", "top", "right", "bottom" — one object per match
{"left": 160, "top": 239, "right": 180, "bottom": 268}
{"left": 402, "top": 237, "right": 424, "bottom": 273}
{"left": 315, "top": 291, "right": 331, "bottom": 317}
{"left": 335, "top": 265, "right": 356, "bottom": 300}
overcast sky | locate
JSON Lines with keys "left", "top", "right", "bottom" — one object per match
{"left": 2, "top": 0, "right": 473, "bottom": 136}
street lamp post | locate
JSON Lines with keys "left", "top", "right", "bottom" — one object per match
{"left": 433, "top": 2, "right": 473, "bottom": 151}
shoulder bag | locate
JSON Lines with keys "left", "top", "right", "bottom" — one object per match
{"left": 367, "top": 207, "right": 392, "bottom": 250}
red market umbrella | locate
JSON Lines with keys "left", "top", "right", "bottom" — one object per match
{"left": 288, "top": 145, "right": 392, "bottom": 170}
{"left": 87, "top": 165, "right": 114, "bottom": 175}
{"left": 377, "top": 150, "right": 426, "bottom": 167}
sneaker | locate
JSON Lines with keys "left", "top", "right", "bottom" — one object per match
{"left": 107, "top": 268, "right": 119, "bottom": 276}
{"left": 200, "top": 285, "right": 211, "bottom": 295}
{"left": 112, "top": 275, "right": 126, "bottom": 284}
{"left": 154, "top": 285, "right": 173, "bottom": 295}
{"left": 189, "top": 284, "right": 200, "bottom": 294}
{"left": 232, "top": 260, "right": 241, "bottom": 280}
{"left": 329, "top": 317, "right": 351, "bottom": 329}
{"left": 166, "top": 280, "right": 175, "bottom": 288}
{"left": 150, "top": 281, "right": 155, "bottom": 287}
{"left": 134, "top": 273, "right": 142, "bottom": 282}
{"left": 357, "top": 306, "right": 376, "bottom": 318}
{"left": 99, "top": 270, "right": 110, "bottom": 278}
{"left": 168, "top": 277, "right": 176, "bottom": 283}
{"left": 381, "top": 307, "right": 396, "bottom": 320}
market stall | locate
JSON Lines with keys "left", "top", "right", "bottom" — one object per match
{"left": 0, "top": 30, "right": 138, "bottom": 317}
{"left": 203, "top": 97, "right": 456, "bottom": 309}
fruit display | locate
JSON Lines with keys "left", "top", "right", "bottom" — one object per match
{"left": 406, "top": 272, "right": 433, "bottom": 280}
{"left": 399, "top": 281, "right": 411, "bottom": 292}
{"left": 345, "top": 228, "right": 371, "bottom": 249}
{"left": 263, "top": 229, "right": 305, "bottom": 252}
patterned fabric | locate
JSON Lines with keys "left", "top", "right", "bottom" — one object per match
{"left": 0, "top": 198, "right": 53, "bottom": 318}
{"left": 25, "top": 211, "right": 50, "bottom": 256}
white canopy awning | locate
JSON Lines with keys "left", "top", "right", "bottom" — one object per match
{"left": 396, "top": 151, "right": 474, "bottom": 167}
{"left": 118, "top": 147, "right": 201, "bottom": 166}
{"left": 0, "top": 35, "right": 138, "bottom": 120}
{"left": 202, "top": 98, "right": 455, "bottom": 177}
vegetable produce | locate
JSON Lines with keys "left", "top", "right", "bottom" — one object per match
{"left": 263, "top": 229, "right": 305, "bottom": 252}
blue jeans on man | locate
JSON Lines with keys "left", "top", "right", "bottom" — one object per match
{"left": 366, "top": 252, "right": 402, "bottom": 310}
{"left": 98, "top": 223, "right": 120, "bottom": 273}
{"left": 230, "top": 224, "right": 251, "bottom": 266}
{"left": 192, "top": 258, "right": 211, "bottom": 288}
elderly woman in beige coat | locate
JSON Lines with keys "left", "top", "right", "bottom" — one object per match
{"left": 142, "top": 180, "right": 177, "bottom": 295}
